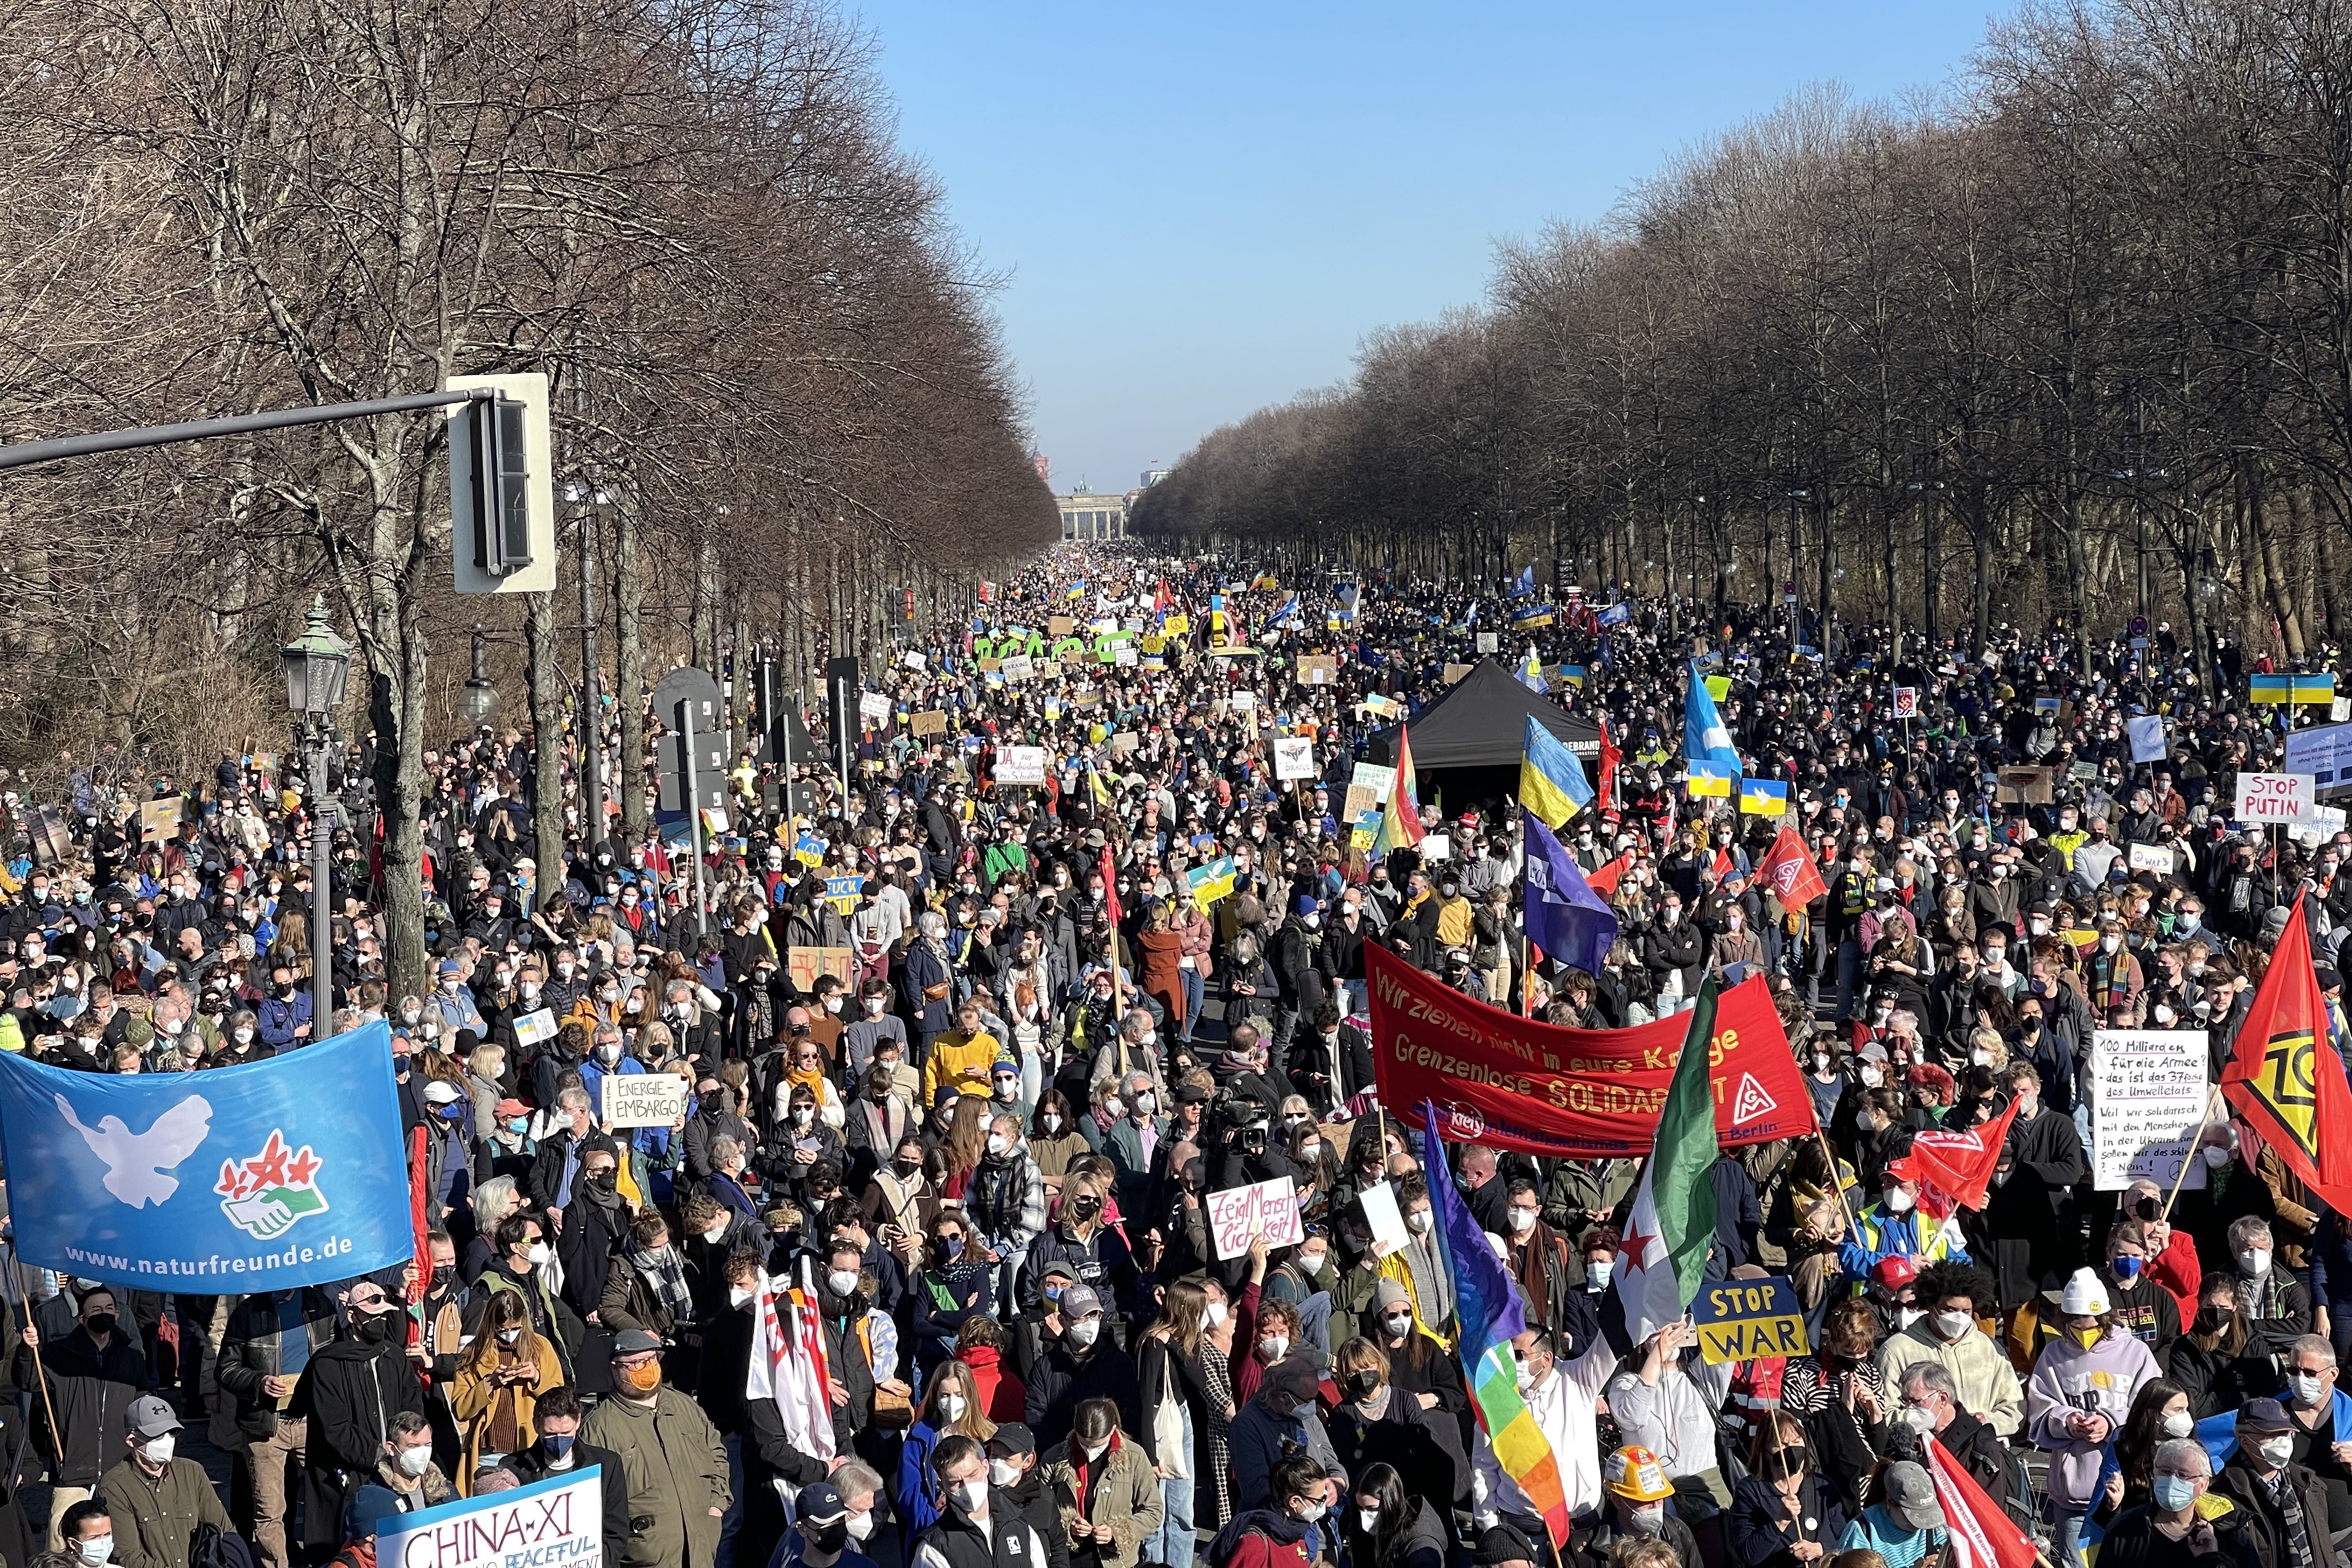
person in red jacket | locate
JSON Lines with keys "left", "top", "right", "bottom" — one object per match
{"left": 2122, "top": 1178, "right": 2202, "bottom": 1327}
{"left": 1207, "top": 1455, "right": 1324, "bottom": 1568}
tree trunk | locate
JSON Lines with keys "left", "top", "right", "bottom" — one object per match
{"left": 614, "top": 491, "right": 649, "bottom": 844}
{"left": 526, "top": 589, "right": 564, "bottom": 909}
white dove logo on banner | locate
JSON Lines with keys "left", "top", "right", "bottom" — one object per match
{"left": 56, "top": 1094, "right": 214, "bottom": 1208}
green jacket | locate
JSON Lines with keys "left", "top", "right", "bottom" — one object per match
{"left": 97, "top": 1455, "right": 232, "bottom": 1568}
{"left": 580, "top": 1388, "right": 732, "bottom": 1568}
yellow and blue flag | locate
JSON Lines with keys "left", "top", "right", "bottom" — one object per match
{"left": 1185, "top": 855, "right": 1236, "bottom": 909}
{"left": 2251, "top": 673, "right": 2335, "bottom": 705}
{"left": 1739, "top": 778, "right": 1789, "bottom": 816}
{"left": 1686, "top": 760, "right": 1737, "bottom": 799}
{"left": 1518, "top": 715, "right": 1592, "bottom": 829}
{"left": 1684, "top": 660, "right": 1741, "bottom": 776}
{"left": 1518, "top": 645, "right": 1546, "bottom": 692}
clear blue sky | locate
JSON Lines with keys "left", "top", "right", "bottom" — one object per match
{"left": 859, "top": 1, "right": 2006, "bottom": 497}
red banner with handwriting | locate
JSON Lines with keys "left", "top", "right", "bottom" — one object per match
{"left": 1367, "top": 943, "right": 1815, "bottom": 1157}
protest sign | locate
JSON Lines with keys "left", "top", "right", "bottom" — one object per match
{"left": 139, "top": 797, "right": 183, "bottom": 844}
{"left": 996, "top": 746, "right": 1049, "bottom": 785}
{"left": 2127, "top": 844, "right": 2175, "bottom": 876}
{"left": 2129, "top": 714, "right": 2168, "bottom": 764}
{"left": 1356, "top": 1180, "right": 1410, "bottom": 1257}
{"left": 1443, "top": 663, "right": 1475, "bottom": 684}
{"left": 822, "top": 874, "right": 864, "bottom": 915}
{"left": 1475, "top": 632, "right": 1499, "bottom": 654}
{"left": 1691, "top": 1276, "right": 1811, "bottom": 1364}
{"left": 26, "top": 807, "right": 71, "bottom": 866}
{"left": 1298, "top": 654, "right": 1337, "bottom": 686}
{"left": 2285, "top": 724, "right": 2352, "bottom": 795}
{"left": 601, "top": 1072, "right": 690, "bottom": 1130}
{"left": 788, "top": 946, "right": 853, "bottom": 994}
{"left": 1048, "top": 615, "right": 1075, "bottom": 636}
{"left": 1228, "top": 689, "right": 1257, "bottom": 711}
{"left": 1163, "top": 614, "right": 1190, "bottom": 635}
{"left": 1358, "top": 692, "right": 1399, "bottom": 718}
{"left": 1207, "top": 1177, "right": 1304, "bottom": 1260}
{"left": 910, "top": 710, "right": 947, "bottom": 738}
{"left": 2234, "top": 772, "right": 2313, "bottom": 824}
{"left": 1273, "top": 737, "right": 1316, "bottom": 781}
{"left": 1342, "top": 762, "right": 1397, "bottom": 826}
{"left": 2089, "top": 1029, "right": 2211, "bottom": 1191}
{"left": 1108, "top": 731, "right": 1140, "bottom": 757}
{"left": 0, "top": 1019, "right": 412, "bottom": 1291}
{"left": 510, "top": 1009, "right": 559, "bottom": 1051}
{"left": 1368, "top": 945, "right": 1810, "bottom": 1156}
{"left": 858, "top": 691, "right": 890, "bottom": 726}
{"left": 2291, "top": 803, "right": 2350, "bottom": 848}
{"left": 1892, "top": 687, "right": 1919, "bottom": 719}
{"left": 1000, "top": 654, "right": 1035, "bottom": 683}
{"left": 379, "top": 1468, "right": 603, "bottom": 1568}
{"left": 1996, "top": 766, "right": 2053, "bottom": 804}
{"left": 1419, "top": 833, "right": 1451, "bottom": 862}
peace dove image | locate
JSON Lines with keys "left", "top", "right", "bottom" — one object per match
{"left": 55, "top": 1094, "right": 214, "bottom": 1207}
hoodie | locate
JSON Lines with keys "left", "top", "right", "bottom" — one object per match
{"left": 2025, "top": 1328, "right": 2160, "bottom": 1510}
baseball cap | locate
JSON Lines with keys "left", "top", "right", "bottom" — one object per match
{"left": 2239, "top": 1397, "right": 2293, "bottom": 1433}
{"left": 438, "top": 960, "right": 461, "bottom": 977}
{"left": 423, "top": 1080, "right": 463, "bottom": 1105}
{"left": 796, "top": 1481, "right": 846, "bottom": 1525}
{"left": 1882, "top": 1461, "right": 1943, "bottom": 1531}
{"left": 987, "top": 1422, "right": 1037, "bottom": 1458}
{"left": 126, "top": 1394, "right": 182, "bottom": 1437}
{"left": 1059, "top": 1283, "right": 1103, "bottom": 1319}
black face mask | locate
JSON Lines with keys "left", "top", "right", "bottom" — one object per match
{"left": 82, "top": 1313, "right": 117, "bottom": 1338}
{"left": 428, "top": 1266, "right": 452, "bottom": 1294}
{"left": 354, "top": 1312, "right": 394, "bottom": 1345}
{"left": 1346, "top": 1368, "right": 1381, "bottom": 1396}
{"left": 806, "top": 1521, "right": 849, "bottom": 1554}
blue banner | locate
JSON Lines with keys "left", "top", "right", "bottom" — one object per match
{"left": 0, "top": 1020, "right": 411, "bottom": 1292}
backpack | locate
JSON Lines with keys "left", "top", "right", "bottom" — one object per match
{"left": 191, "top": 1524, "right": 259, "bottom": 1568}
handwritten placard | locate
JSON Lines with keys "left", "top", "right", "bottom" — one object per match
{"left": 1208, "top": 1177, "right": 1305, "bottom": 1260}
{"left": 601, "top": 1072, "right": 690, "bottom": 1129}
{"left": 788, "top": 946, "right": 854, "bottom": 994}
{"left": 2089, "top": 1028, "right": 2211, "bottom": 1191}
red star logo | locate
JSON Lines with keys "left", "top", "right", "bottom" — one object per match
{"left": 286, "top": 1147, "right": 321, "bottom": 1187}
{"left": 1619, "top": 1219, "right": 1659, "bottom": 1274}
{"left": 247, "top": 1132, "right": 292, "bottom": 1191}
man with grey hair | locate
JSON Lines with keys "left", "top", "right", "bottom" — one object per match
{"left": 2227, "top": 1217, "right": 2314, "bottom": 1358}
{"left": 2099, "top": 1438, "right": 2218, "bottom": 1563}
{"left": 2277, "top": 1334, "right": 2351, "bottom": 1489}
{"left": 1893, "top": 1360, "right": 2009, "bottom": 1510}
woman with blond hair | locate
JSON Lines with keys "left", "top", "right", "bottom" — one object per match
{"left": 894, "top": 1357, "right": 996, "bottom": 1536}
{"left": 450, "top": 1291, "right": 564, "bottom": 1492}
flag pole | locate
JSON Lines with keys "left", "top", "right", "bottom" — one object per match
{"left": 2160, "top": 1086, "right": 2224, "bottom": 1223}
{"left": 12, "top": 1258, "right": 64, "bottom": 1476}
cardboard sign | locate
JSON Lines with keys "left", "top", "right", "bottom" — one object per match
{"left": 1691, "top": 1276, "right": 1811, "bottom": 1364}
{"left": 1048, "top": 616, "right": 1075, "bottom": 636}
{"left": 1228, "top": 689, "right": 1257, "bottom": 712}
{"left": 2089, "top": 1029, "right": 2212, "bottom": 1191}
{"left": 139, "top": 797, "right": 183, "bottom": 844}
{"left": 2234, "top": 772, "right": 2314, "bottom": 824}
{"left": 902, "top": 650, "right": 927, "bottom": 670}
{"left": 601, "top": 1072, "right": 690, "bottom": 1130}
{"left": 379, "top": 1469, "right": 603, "bottom": 1568}
{"left": 1358, "top": 692, "right": 1399, "bottom": 719}
{"left": 858, "top": 691, "right": 891, "bottom": 726}
{"left": 1298, "top": 655, "right": 1337, "bottom": 687}
{"left": 788, "top": 946, "right": 854, "bottom": 994}
{"left": 1108, "top": 731, "right": 1140, "bottom": 757}
{"left": 511, "top": 1009, "right": 559, "bottom": 1050}
{"left": 1208, "top": 1176, "right": 1305, "bottom": 1260}
{"left": 1162, "top": 614, "right": 1190, "bottom": 636}
{"left": 1000, "top": 654, "right": 1035, "bottom": 683}
{"left": 2127, "top": 844, "right": 2175, "bottom": 875}
{"left": 1343, "top": 763, "right": 1398, "bottom": 828}
{"left": 1476, "top": 632, "right": 1499, "bottom": 654}
{"left": 1273, "top": 737, "right": 1317, "bottom": 782}
{"left": 910, "top": 710, "right": 948, "bottom": 738}
{"left": 1996, "top": 766, "right": 2053, "bottom": 804}
{"left": 996, "top": 746, "right": 1049, "bottom": 785}
{"left": 1892, "top": 687, "right": 1919, "bottom": 719}
{"left": 1443, "top": 663, "right": 1475, "bottom": 685}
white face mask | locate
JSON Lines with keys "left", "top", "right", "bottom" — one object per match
{"left": 828, "top": 1269, "right": 860, "bottom": 1297}
{"left": 526, "top": 1242, "right": 552, "bottom": 1268}
{"left": 1884, "top": 1187, "right": 1915, "bottom": 1213}
{"left": 1358, "top": 1508, "right": 1380, "bottom": 1534}
{"left": 397, "top": 1445, "right": 433, "bottom": 1477}
{"left": 846, "top": 1512, "right": 874, "bottom": 1542}
{"left": 1406, "top": 1209, "right": 1432, "bottom": 1234}
{"left": 234, "top": 1027, "right": 255, "bottom": 1045}
{"left": 989, "top": 1458, "right": 1019, "bottom": 1488}
{"left": 1381, "top": 1312, "right": 1413, "bottom": 1338}
{"left": 1935, "top": 1310, "right": 1973, "bottom": 1341}
{"left": 1066, "top": 1317, "right": 1101, "bottom": 1348}
{"left": 1901, "top": 1405, "right": 1936, "bottom": 1435}
{"left": 2259, "top": 1437, "right": 2297, "bottom": 1469}
{"left": 2162, "top": 1410, "right": 2195, "bottom": 1438}
{"left": 1859, "top": 1066, "right": 1883, "bottom": 1088}
{"left": 1586, "top": 1259, "right": 1613, "bottom": 1290}
{"left": 986, "top": 1135, "right": 1010, "bottom": 1157}
{"left": 76, "top": 1540, "right": 112, "bottom": 1567}
{"left": 1297, "top": 1252, "right": 1326, "bottom": 1276}
{"left": 1040, "top": 1113, "right": 1062, "bottom": 1132}
{"left": 2203, "top": 1146, "right": 2232, "bottom": 1169}
{"left": 498, "top": 1326, "right": 523, "bottom": 1344}
{"left": 954, "top": 1479, "right": 989, "bottom": 1512}
{"left": 1133, "top": 1093, "right": 1156, "bottom": 1116}
{"left": 729, "top": 1285, "right": 754, "bottom": 1309}
{"left": 705, "top": 1222, "right": 730, "bottom": 1244}
{"left": 937, "top": 1393, "right": 967, "bottom": 1423}
{"left": 1258, "top": 1336, "right": 1289, "bottom": 1363}
{"left": 2288, "top": 1371, "right": 2326, "bottom": 1407}
{"left": 143, "top": 1433, "right": 176, "bottom": 1465}
{"left": 1507, "top": 1208, "right": 1536, "bottom": 1233}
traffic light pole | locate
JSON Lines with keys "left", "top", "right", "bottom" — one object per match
{"left": 0, "top": 388, "right": 495, "bottom": 471}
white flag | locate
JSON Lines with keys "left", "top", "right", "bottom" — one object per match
{"left": 745, "top": 1268, "right": 837, "bottom": 1463}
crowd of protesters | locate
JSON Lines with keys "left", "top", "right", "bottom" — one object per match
{"left": 0, "top": 544, "right": 2344, "bottom": 1568}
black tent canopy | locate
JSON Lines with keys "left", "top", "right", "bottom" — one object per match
{"left": 1365, "top": 658, "right": 1600, "bottom": 768}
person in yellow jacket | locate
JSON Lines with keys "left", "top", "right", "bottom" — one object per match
{"left": 922, "top": 998, "right": 1002, "bottom": 1105}
{"left": 1430, "top": 872, "right": 1474, "bottom": 950}
{"left": 450, "top": 1292, "right": 566, "bottom": 1493}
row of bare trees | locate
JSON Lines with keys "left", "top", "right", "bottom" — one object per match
{"left": 1132, "top": 0, "right": 2352, "bottom": 676}
{"left": 0, "top": 0, "right": 1055, "bottom": 984}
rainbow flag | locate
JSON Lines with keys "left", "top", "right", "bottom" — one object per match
{"left": 1376, "top": 724, "right": 1426, "bottom": 852}
{"left": 1421, "top": 1101, "right": 1569, "bottom": 1547}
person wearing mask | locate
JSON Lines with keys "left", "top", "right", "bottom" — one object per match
{"left": 1985, "top": 1062, "right": 2087, "bottom": 1307}
{"left": 580, "top": 1331, "right": 732, "bottom": 1568}
{"left": 1727, "top": 1416, "right": 1847, "bottom": 1568}
{"left": 58, "top": 1499, "right": 125, "bottom": 1568}
{"left": 2226, "top": 1218, "right": 2315, "bottom": 1359}
{"left": 1471, "top": 1329, "right": 1597, "bottom": 1536}
{"left": 911, "top": 1433, "right": 1054, "bottom": 1568}
{"left": 216, "top": 1284, "right": 337, "bottom": 1568}
{"left": 2091, "top": 1380, "right": 2198, "bottom": 1528}
{"left": 1037, "top": 1396, "right": 1161, "bottom": 1568}
{"left": 1098, "top": 1075, "right": 1166, "bottom": 1225}
{"left": 1606, "top": 1321, "right": 1729, "bottom": 1520}
{"left": 1839, "top": 1168, "right": 1965, "bottom": 1284}
{"left": 1026, "top": 1284, "right": 1142, "bottom": 1450}
{"left": 2211, "top": 1399, "right": 2334, "bottom": 1568}
{"left": 897, "top": 1359, "right": 1000, "bottom": 1539}
{"left": 93, "top": 1395, "right": 231, "bottom": 1568}
{"left": 1205, "top": 1454, "right": 1331, "bottom": 1568}
{"left": 1565, "top": 1445, "right": 1699, "bottom": 1568}
{"left": 17, "top": 1283, "right": 152, "bottom": 1553}
{"left": 968, "top": 1115, "right": 1048, "bottom": 1315}
{"left": 2273, "top": 1335, "right": 2352, "bottom": 1497}
{"left": 294, "top": 1280, "right": 427, "bottom": 1557}
{"left": 371, "top": 1410, "right": 454, "bottom": 1516}
{"left": 2164, "top": 1273, "right": 2266, "bottom": 1419}
{"left": 1021, "top": 1169, "right": 1139, "bottom": 1318}
{"left": 1227, "top": 1356, "right": 1342, "bottom": 1518}
{"left": 2027, "top": 1270, "right": 2160, "bottom": 1565}
{"left": 2093, "top": 1438, "right": 2238, "bottom": 1568}
{"left": 1875, "top": 1263, "right": 2024, "bottom": 1440}
{"left": 471, "top": 1212, "right": 586, "bottom": 1377}
{"left": 2104, "top": 1220, "right": 2184, "bottom": 1352}
{"left": 450, "top": 1292, "right": 564, "bottom": 1489}
{"left": 508, "top": 1388, "right": 632, "bottom": 1564}
{"left": 776, "top": 1478, "right": 883, "bottom": 1568}
{"left": 986, "top": 1423, "right": 1072, "bottom": 1568}
{"left": 1339, "top": 1462, "right": 1448, "bottom": 1568}
{"left": 925, "top": 999, "right": 1003, "bottom": 1107}
{"left": 1886, "top": 1362, "right": 2008, "bottom": 1516}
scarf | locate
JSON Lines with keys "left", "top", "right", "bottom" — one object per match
{"left": 2279, "top": 1466, "right": 2318, "bottom": 1568}
{"left": 1511, "top": 1220, "right": 1560, "bottom": 1327}
{"left": 1068, "top": 1429, "right": 1121, "bottom": 1514}
{"left": 626, "top": 1242, "right": 695, "bottom": 1324}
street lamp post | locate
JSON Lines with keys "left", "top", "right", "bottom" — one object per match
{"left": 459, "top": 625, "right": 501, "bottom": 730}
{"left": 280, "top": 595, "right": 352, "bottom": 1038}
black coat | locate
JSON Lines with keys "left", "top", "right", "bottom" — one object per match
{"left": 1022, "top": 1340, "right": 1141, "bottom": 1450}
{"left": 509, "top": 1444, "right": 632, "bottom": 1564}
{"left": 16, "top": 1327, "right": 150, "bottom": 1488}
{"left": 293, "top": 1332, "right": 426, "bottom": 1547}
{"left": 1728, "top": 1475, "right": 1849, "bottom": 1568}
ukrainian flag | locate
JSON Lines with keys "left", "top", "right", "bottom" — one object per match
{"left": 1518, "top": 715, "right": 1592, "bottom": 829}
{"left": 1558, "top": 664, "right": 1586, "bottom": 687}
{"left": 1518, "top": 645, "right": 1546, "bottom": 692}
{"left": 1739, "top": 778, "right": 1789, "bottom": 816}
{"left": 1686, "top": 760, "right": 1737, "bottom": 799}
{"left": 1065, "top": 580, "right": 1087, "bottom": 601}
{"left": 2251, "top": 673, "right": 2336, "bottom": 705}
{"left": 1185, "top": 855, "right": 1236, "bottom": 909}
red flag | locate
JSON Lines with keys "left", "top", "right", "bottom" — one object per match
{"left": 1925, "top": 1436, "right": 2037, "bottom": 1568}
{"left": 1596, "top": 716, "right": 1621, "bottom": 808}
{"left": 1758, "top": 824, "right": 1828, "bottom": 908}
{"left": 1098, "top": 845, "right": 1122, "bottom": 935}
{"left": 2221, "top": 901, "right": 2352, "bottom": 1213}
{"left": 1584, "top": 852, "right": 1630, "bottom": 898}
{"left": 1710, "top": 846, "right": 1733, "bottom": 881}
{"left": 1888, "top": 1097, "right": 2020, "bottom": 1216}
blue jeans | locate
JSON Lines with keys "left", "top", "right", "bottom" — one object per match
{"left": 2050, "top": 1506, "right": 2085, "bottom": 1568}
{"left": 1179, "top": 967, "right": 1205, "bottom": 1041}
{"left": 1144, "top": 1404, "right": 1196, "bottom": 1567}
